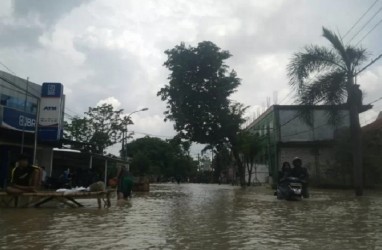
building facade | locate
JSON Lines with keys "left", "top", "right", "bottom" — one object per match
{"left": 0, "top": 70, "right": 64, "bottom": 188}
{"left": 361, "top": 112, "right": 382, "bottom": 186}
{"left": 246, "top": 105, "right": 351, "bottom": 187}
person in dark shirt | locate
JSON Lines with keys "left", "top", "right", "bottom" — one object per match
{"left": 291, "top": 157, "right": 309, "bottom": 198}
{"left": 278, "top": 161, "right": 292, "bottom": 183}
{"left": 116, "top": 165, "right": 133, "bottom": 200}
{"left": 6, "top": 154, "right": 41, "bottom": 194}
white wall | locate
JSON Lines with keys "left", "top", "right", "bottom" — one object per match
{"left": 279, "top": 109, "right": 350, "bottom": 142}
{"left": 245, "top": 164, "right": 269, "bottom": 184}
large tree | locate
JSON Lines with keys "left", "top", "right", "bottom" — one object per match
{"left": 125, "top": 136, "right": 197, "bottom": 179}
{"left": 237, "top": 131, "right": 262, "bottom": 186}
{"left": 65, "top": 104, "right": 131, "bottom": 154}
{"left": 202, "top": 143, "right": 231, "bottom": 183}
{"left": 287, "top": 27, "right": 369, "bottom": 195}
{"left": 157, "top": 41, "right": 248, "bottom": 186}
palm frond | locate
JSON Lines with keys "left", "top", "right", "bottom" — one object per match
{"left": 322, "top": 27, "right": 349, "bottom": 67}
{"left": 345, "top": 47, "right": 368, "bottom": 69}
{"left": 297, "top": 70, "right": 347, "bottom": 126}
{"left": 288, "top": 45, "right": 345, "bottom": 87}
{"left": 298, "top": 70, "right": 347, "bottom": 105}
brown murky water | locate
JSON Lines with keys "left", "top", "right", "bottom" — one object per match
{"left": 1, "top": 184, "right": 382, "bottom": 250}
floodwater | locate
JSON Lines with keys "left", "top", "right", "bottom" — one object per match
{"left": 1, "top": 184, "right": 382, "bottom": 250}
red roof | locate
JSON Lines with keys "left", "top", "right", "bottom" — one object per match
{"left": 362, "top": 114, "right": 382, "bottom": 132}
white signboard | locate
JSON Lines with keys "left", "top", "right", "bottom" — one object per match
{"left": 39, "top": 98, "right": 61, "bottom": 127}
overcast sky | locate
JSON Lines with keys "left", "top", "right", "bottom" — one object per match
{"left": 1, "top": 0, "right": 382, "bottom": 156}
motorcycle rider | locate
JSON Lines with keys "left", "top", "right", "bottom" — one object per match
{"left": 278, "top": 162, "right": 292, "bottom": 183}
{"left": 291, "top": 157, "right": 309, "bottom": 198}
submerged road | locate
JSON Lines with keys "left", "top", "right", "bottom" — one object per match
{"left": 1, "top": 184, "right": 382, "bottom": 249}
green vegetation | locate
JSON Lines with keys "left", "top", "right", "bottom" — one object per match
{"left": 124, "top": 136, "right": 198, "bottom": 180}
{"left": 288, "top": 27, "right": 369, "bottom": 195}
{"left": 64, "top": 104, "right": 131, "bottom": 154}
{"left": 237, "top": 131, "right": 262, "bottom": 186}
{"left": 157, "top": 41, "right": 248, "bottom": 186}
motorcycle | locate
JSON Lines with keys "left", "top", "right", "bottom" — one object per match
{"left": 275, "top": 177, "right": 304, "bottom": 201}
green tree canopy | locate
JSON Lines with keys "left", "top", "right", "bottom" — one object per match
{"left": 64, "top": 104, "right": 132, "bottom": 154}
{"left": 157, "top": 41, "right": 248, "bottom": 185}
{"left": 125, "top": 136, "right": 197, "bottom": 179}
{"left": 237, "top": 131, "right": 262, "bottom": 185}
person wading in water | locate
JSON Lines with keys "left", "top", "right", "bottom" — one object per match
{"left": 6, "top": 154, "right": 41, "bottom": 194}
{"left": 116, "top": 165, "right": 134, "bottom": 200}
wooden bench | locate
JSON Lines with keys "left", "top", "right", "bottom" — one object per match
{"left": 0, "top": 189, "right": 115, "bottom": 208}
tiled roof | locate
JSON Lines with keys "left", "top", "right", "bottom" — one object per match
{"left": 362, "top": 112, "right": 382, "bottom": 132}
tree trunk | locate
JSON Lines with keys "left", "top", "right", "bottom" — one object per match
{"left": 348, "top": 77, "right": 363, "bottom": 196}
{"left": 232, "top": 147, "right": 246, "bottom": 187}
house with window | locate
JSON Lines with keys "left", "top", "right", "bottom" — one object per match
{"left": 0, "top": 70, "right": 68, "bottom": 188}
{"left": 0, "top": 70, "right": 49, "bottom": 188}
{"left": 361, "top": 112, "right": 382, "bottom": 186}
{"left": 245, "top": 105, "right": 355, "bottom": 187}
{"left": 0, "top": 70, "right": 127, "bottom": 189}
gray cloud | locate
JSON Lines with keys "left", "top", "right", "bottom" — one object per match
{"left": 13, "top": 0, "right": 91, "bottom": 25}
{"left": 0, "top": 0, "right": 91, "bottom": 49}
{"left": 0, "top": 0, "right": 381, "bottom": 155}
{"left": 0, "top": 23, "right": 43, "bottom": 48}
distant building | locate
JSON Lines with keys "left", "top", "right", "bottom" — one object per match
{"left": 245, "top": 105, "right": 352, "bottom": 187}
{"left": 52, "top": 148, "right": 129, "bottom": 187}
{"left": 198, "top": 156, "right": 212, "bottom": 172}
{"left": 361, "top": 111, "right": 382, "bottom": 186}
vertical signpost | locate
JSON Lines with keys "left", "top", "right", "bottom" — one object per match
{"left": 21, "top": 77, "right": 29, "bottom": 153}
{"left": 36, "top": 82, "right": 65, "bottom": 164}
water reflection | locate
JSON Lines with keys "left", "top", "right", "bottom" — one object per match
{"left": 1, "top": 184, "right": 382, "bottom": 249}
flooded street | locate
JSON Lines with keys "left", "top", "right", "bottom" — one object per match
{"left": 1, "top": 184, "right": 382, "bottom": 250}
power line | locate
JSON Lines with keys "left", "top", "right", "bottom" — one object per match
{"left": 279, "top": 90, "right": 295, "bottom": 105}
{"left": 282, "top": 113, "right": 350, "bottom": 138}
{"left": 0, "top": 61, "right": 17, "bottom": 75}
{"left": 65, "top": 107, "right": 82, "bottom": 117}
{"left": 280, "top": 97, "right": 381, "bottom": 138}
{"left": 369, "top": 96, "right": 382, "bottom": 105}
{"left": 0, "top": 75, "right": 39, "bottom": 99}
{"left": 356, "top": 52, "right": 382, "bottom": 75}
{"left": 132, "top": 131, "right": 173, "bottom": 138}
{"left": 355, "top": 17, "right": 382, "bottom": 46}
{"left": 280, "top": 112, "right": 301, "bottom": 127}
{"left": 278, "top": 2, "right": 380, "bottom": 124}
{"left": 64, "top": 112, "right": 74, "bottom": 119}
{"left": 0, "top": 81, "right": 36, "bottom": 98}
{"left": 343, "top": 0, "right": 380, "bottom": 39}
{"left": 348, "top": 5, "right": 382, "bottom": 44}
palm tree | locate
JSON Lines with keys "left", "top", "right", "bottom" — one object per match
{"left": 287, "top": 27, "right": 369, "bottom": 196}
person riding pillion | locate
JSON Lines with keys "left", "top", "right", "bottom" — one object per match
{"left": 291, "top": 157, "right": 309, "bottom": 198}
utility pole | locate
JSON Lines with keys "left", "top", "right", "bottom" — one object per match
{"left": 121, "top": 108, "right": 149, "bottom": 161}
{"left": 349, "top": 74, "right": 363, "bottom": 196}
{"left": 33, "top": 98, "right": 40, "bottom": 165}
{"left": 197, "top": 153, "right": 200, "bottom": 171}
{"left": 21, "top": 77, "right": 29, "bottom": 153}
{"left": 121, "top": 129, "right": 126, "bottom": 160}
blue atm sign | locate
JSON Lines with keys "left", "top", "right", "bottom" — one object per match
{"left": 38, "top": 82, "right": 65, "bottom": 142}
{"left": 41, "top": 83, "right": 63, "bottom": 98}
{"left": 1, "top": 107, "right": 36, "bottom": 132}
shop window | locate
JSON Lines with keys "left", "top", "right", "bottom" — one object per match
{"left": 0, "top": 94, "right": 9, "bottom": 106}
{"left": 0, "top": 94, "right": 36, "bottom": 114}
